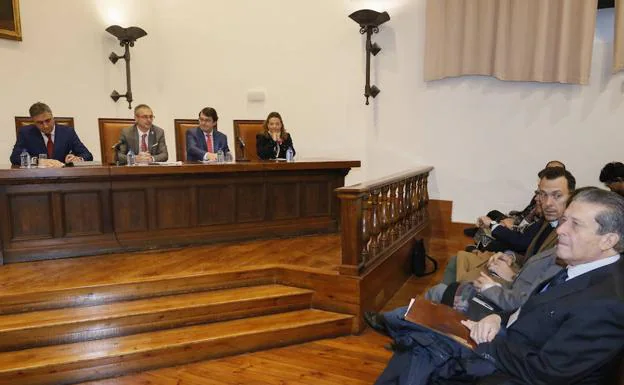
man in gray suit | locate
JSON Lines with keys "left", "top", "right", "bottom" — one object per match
{"left": 117, "top": 104, "right": 168, "bottom": 164}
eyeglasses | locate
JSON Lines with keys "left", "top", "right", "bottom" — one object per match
{"left": 199, "top": 117, "right": 213, "bottom": 123}
{"left": 535, "top": 190, "right": 566, "bottom": 201}
{"left": 137, "top": 115, "right": 154, "bottom": 120}
{"left": 34, "top": 118, "right": 53, "bottom": 126}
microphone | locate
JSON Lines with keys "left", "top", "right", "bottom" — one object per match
{"left": 111, "top": 139, "right": 125, "bottom": 150}
{"left": 238, "top": 136, "right": 246, "bottom": 149}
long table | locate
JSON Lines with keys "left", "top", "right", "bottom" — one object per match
{"left": 0, "top": 160, "right": 360, "bottom": 264}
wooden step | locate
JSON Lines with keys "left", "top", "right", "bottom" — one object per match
{"left": 0, "top": 309, "right": 353, "bottom": 385}
{"left": 0, "top": 284, "right": 313, "bottom": 351}
{"left": 0, "top": 268, "right": 276, "bottom": 315}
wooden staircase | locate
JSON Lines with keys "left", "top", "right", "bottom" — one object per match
{"left": 0, "top": 275, "right": 354, "bottom": 385}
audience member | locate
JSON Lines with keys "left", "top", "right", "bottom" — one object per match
{"left": 186, "top": 107, "right": 229, "bottom": 161}
{"left": 371, "top": 188, "right": 624, "bottom": 385}
{"left": 600, "top": 161, "right": 624, "bottom": 196}
{"left": 256, "top": 112, "right": 295, "bottom": 160}
{"left": 438, "top": 167, "right": 574, "bottom": 307}
{"left": 117, "top": 104, "right": 168, "bottom": 165}
{"left": 10, "top": 102, "right": 93, "bottom": 168}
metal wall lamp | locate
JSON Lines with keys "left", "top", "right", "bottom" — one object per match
{"left": 105, "top": 25, "right": 147, "bottom": 109}
{"left": 348, "top": 9, "right": 390, "bottom": 105}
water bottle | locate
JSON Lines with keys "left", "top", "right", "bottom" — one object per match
{"left": 127, "top": 150, "right": 136, "bottom": 166}
{"left": 286, "top": 147, "right": 294, "bottom": 162}
{"left": 19, "top": 149, "right": 30, "bottom": 168}
{"left": 217, "top": 150, "right": 224, "bottom": 163}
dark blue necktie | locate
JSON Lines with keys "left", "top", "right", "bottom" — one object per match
{"left": 546, "top": 269, "right": 569, "bottom": 291}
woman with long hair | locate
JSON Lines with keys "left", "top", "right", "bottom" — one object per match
{"left": 256, "top": 112, "right": 295, "bottom": 160}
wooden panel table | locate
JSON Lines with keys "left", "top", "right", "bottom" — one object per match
{"left": 0, "top": 160, "right": 360, "bottom": 264}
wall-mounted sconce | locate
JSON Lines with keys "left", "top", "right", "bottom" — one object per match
{"left": 348, "top": 9, "right": 390, "bottom": 105}
{"left": 105, "top": 25, "right": 147, "bottom": 109}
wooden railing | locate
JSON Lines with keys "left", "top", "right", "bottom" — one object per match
{"left": 335, "top": 166, "right": 433, "bottom": 276}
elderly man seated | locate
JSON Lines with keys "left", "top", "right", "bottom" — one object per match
{"left": 367, "top": 188, "right": 624, "bottom": 385}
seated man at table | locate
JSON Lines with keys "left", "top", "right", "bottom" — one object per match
{"left": 10, "top": 102, "right": 93, "bottom": 168}
{"left": 186, "top": 107, "right": 229, "bottom": 161}
{"left": 117, "top": 104, "right": 168, "bottom": 165}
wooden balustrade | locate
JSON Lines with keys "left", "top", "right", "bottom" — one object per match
{"left": 335, "top": 167, "right": 433, "bottom": 276}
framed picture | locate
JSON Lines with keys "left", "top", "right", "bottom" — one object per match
{"left": 0, "top": 0, "right": 21, "bottom": 41}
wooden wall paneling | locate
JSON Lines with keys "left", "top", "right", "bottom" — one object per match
{"left": 235, "top": 182, "right": 266, "bottom": 223}
{"left": 196, "top": 184, "right": 236, "bottom": 226}
{"left": 275, "top": 267, "right": 360, "bottom": 318}
{"left": 302, "top": 181, "right": 331, "bottom": 217}
{"left": 267, "top": 182, "right": 300, "bottom": 220}
{"left": 112, "top": 190, "right": 149, "bottom": 232}
{"left": 155, "top": 187, "right": 192, "bottom": 229}
{"left": 0, "top": 161, "right": 360, "bottom": 263}
{"left": 8, "top": 193, "right": 53, "bottom": 240}
{"left": 62, "top": 191, "right": 104, "bottom": 236}
{"left": 357, "top": 237, "right": 415, "bottom": 332}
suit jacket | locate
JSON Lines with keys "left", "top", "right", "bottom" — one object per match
{"left": 480, "top": 247, "right": 562, "bottom": 311}
{"left": 491, "top": 220, "right": 541, "bottom": 253}
{"left": 185, "top": 127, "right": 229, "bottom": 161}
{"left": 256, "top": 133, "right": 295, "bottom": 160}
{"left": 515, "top": 220, "right": 558, "bottom": 265}
{"left": 117, "top": 125, "right": 168, "bottom": 164}
{"left": 10, "top": 124, "right": 93, "bottom": 165}
{"left": 477, "top": 257, "right": 624, "bottom": 384}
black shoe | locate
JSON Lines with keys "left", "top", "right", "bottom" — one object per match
{"left": 364, "top": 311, "right": 389, "bottom": 337}
{"left": 463, "top": 227, "right": 478, "bottom": 238}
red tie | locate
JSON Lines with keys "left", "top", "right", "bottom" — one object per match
{"left": 206, "top": 133, "right": 213, "bottom": 153}
{"left": 46, "top": 134, "right": 54, "bottom": 158}
{"left": 141, "top": 134, "right": 148, "bottom": 152}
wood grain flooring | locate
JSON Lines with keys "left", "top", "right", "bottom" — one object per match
{"left": 0, "top": 234, "right": 342, "bottom": 298}
{"left": 73, "top": 214, "right": 471, "bottom": 385}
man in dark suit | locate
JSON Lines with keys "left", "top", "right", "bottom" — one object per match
{"left": 117, "top": 104, "right": 168, "bottom": 165}
{"left": 10, "top": 102, "right": 93, "bottom": 167}
{"left": 371, "top": 188, "right": 624, "bottom": 385}
{"left": 186, "top": 107, "right": 229, "bottom": 162}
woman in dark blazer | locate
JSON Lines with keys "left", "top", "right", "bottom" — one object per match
{"left": 256, "top": 112, "right": 295, "bottom": 160}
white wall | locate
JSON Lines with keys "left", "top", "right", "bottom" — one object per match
{"left": 0, "top": 1, "right": 621, "bottom": 223}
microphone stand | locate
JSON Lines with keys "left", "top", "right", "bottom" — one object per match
{"left": 237, "top": 137, "right": 250, "bottom": 162}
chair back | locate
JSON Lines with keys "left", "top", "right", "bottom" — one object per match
{"left": 15, "top": 116, "right": 75, "bottom": 137}
{"left": 98, "top": 118, "right": 134, "bottom": 165}
{"left": 233, "top": 120, "right": 264, "bottom": 161}
{"left": 173, "top": 119, "right": 198, "bottom": 162}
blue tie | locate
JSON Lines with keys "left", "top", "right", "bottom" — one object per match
{"left": 545, "top": 269, "right": 568, "bottom": 291}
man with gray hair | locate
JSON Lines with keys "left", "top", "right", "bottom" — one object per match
{"left": 10, "top": 102, "right": 93, "bottom": 167}
{"left": 373, "top": 188, "right": 624, "bottom": 385}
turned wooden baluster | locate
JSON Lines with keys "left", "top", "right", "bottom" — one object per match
{"left": 412, "top": 176, "right": 421, "bottom": 226}
{"left": 396, "top": 180, "right": 406, "bottom": 236}
{"left": 360, "top": 193, "right": 371, "bottom": 266}
{"left": 368, "top": 189, "right": 381, "bottom": 257}
{"left": 388, "top": 183, "right": 399, "bottom": 243}
{"left": 417, "top": 175, "right": 426, "bottom": 223}
{"left": 423, "top": 173, "right": 430, "bottom": 221}
{"left": 379, "top": 185, "right": 390, "bottom": 249}
{"left": 404, "top": 177, "right": 414, "bottom": 229}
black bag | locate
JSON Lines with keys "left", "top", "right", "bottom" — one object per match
{"left": 412, "top": 238, "right": 438, "bottom": 276}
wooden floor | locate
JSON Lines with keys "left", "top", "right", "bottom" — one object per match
{"left": 69, "top": 229, "right": 468, "bottom": 385}
{"left": 0, "top": 200, "right": 472, "bottom": 385}
{"left": 0, "top": 234, "right": 342, "bottom": 297}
